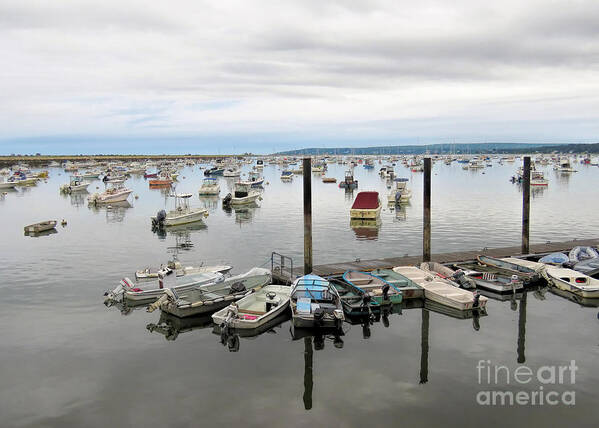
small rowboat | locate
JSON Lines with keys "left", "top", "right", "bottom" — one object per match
{"left": 322, "top": 177, "right": 337, "bottom": 183}
{"left": 149, "top": 178, "right": 173, "bottom": 187}
{"left": 24, "top": 221, "right": 57, "bottom": 234}
{"left": 350, "top": 191, "right": 381, "bottom": 220}
{"left": 393, "top": 266, "right": 487, "bottom": 311}
{"left": 342, "top": 270, "right": 403, "bottom": 305}
{"left": 212, "top": 284, "right": 291, "bottom": 330}
{"left": 368, "top": 269, "right": 424, "bottom": 299}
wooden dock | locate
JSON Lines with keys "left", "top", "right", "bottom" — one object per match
{"left": 272, "top": 238, "right": 599, "bottom": 284}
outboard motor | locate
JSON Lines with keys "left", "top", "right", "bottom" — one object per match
{"left": 382, "top": 283, "right": 390, "bottom": 301}
{"left": 152, "top": 210, "right": 167, "bottom": 228}
{"left": 222, "top": 193, "right": 232, "bottom": 207}
{"left": 313, "top": 307, "right": 325, "bottom": 326}
{"left": 452, "top": 270, "right": 476, "bottom": 289}
{"left": 473, "top": 290, "right": 481, "bottom": 308}
{"left": 395, "top": 191, "right": 401, "bottom": 205}
{"left": 229, "top": 281, "right": 246, "bottom": 294}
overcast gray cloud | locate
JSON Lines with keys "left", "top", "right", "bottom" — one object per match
{"left": 1, "top": 0, "right": 598, "bottom": 150}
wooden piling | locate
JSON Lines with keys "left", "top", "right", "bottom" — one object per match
{"left": 303, "top": 157, "right": 313, "bottom": 274}
{"left": 522, "top": 156, "right": 531, "bottom": 254}
{"left": 423, "top": 158, "right": 432, "bottom": 262}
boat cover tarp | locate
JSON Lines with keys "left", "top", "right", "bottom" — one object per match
{"left": 351, "top": 192, "right": 379, "bottom": 209}
{"left": 539, "top": 252, "right": 569, "bottom": 264}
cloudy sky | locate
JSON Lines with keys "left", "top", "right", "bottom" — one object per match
{"left": 1, "top": 0, "right": 598, "bottom": 153}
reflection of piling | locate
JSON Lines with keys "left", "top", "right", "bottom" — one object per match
{"left": 303, "top": 337, "right": 313, "bottom": 410}
{"left": 522, "top": 156, "right": 531, "bottom": 254}
{"left": 517, "top": 291, "right": 527, "bottom": 363}
{"left": 303, "top": 157, "right": 313, "bottom": 274}
{"left": 423, "top": 158, "right": 432, "bottom": 262}
{"left": 419, "top": 309, "right": 429, "bottom": 384}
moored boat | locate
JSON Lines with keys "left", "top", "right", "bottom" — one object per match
{"left": 392, "top": 266, "right": 487, "bottom": 310}
{"left": 198, "top": 178, "right": 220, "bottom": 195}
{"left": 105, "top": 271, "right": 225, "bottom": 304}
{"left": 24, "top": 220, "right": 57, "bottom": 234}
{"left": 88, "top": 182, "right": 132, "bottom": 204}
{"left": 212, "top": 284, "right": 291, "bottom": 329}
{"left": 149, "top": 268, "right": 272, "bottom": 317}
{"left": 342, "top": 270, "right": 403, "bottom": 304}
{"left": 223, "top": 182, "right": 261, "bottom": 206}
{"left": 151, "top": 193, "right": 209, "bottom": 227}
{"left": 350, "top": 191, "right": 381, "bottom": 220}
{"left": 290, "top": 274, "right": 344, "bottom": 329}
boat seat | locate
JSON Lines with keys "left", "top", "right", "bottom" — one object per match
{"left": 237, "top": 308, "right": 266, "bottom": 315}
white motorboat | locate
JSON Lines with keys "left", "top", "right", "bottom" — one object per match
{"left": 149, "top": 268, "right": 272, "bottom": 317}
{"left": 223, "top": 168, "right": 241, "bottom": 177}
{"left": 105, "top": 271, "right": 225, "bottom": 304}
{"left": 503, "top": 257, "right": 599, "bottom": 298}
{"left": 393, "top": 266, "right": 487, "bottom": 310}
{"left": 223, "top": 182, "right": 261, "bottom": 206}
{"left": 60, "top": 176, "right": 90, "bottom": 193}
{"left": 531, "top": 171, "right": 548, "bottom": 186}
{"left": 136, "top": 261, "right": 232, "bottom": 280}
{"left": 198, "top": 178, "right": 220, "bottom": 195}
{"left": 545, "top": 267, "right": 599, "bottom": 298}
{"left": 0, "top": 180, "right": 16, "bottom": 190}
{"left": 152, "top": 193, "right": 208, "bottom": 227}
{"left": 387, "top": 178, "right": 412, "bottom": 204}
{"left": 212, "top": 284, "right": 291, "bottom": 329}
{"left": 88, "top": 182, "right": 132, "bottom": 204}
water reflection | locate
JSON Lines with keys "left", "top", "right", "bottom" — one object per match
{"left": 153, "top": 222, "right": 207, "bottom": 240}
{"left": 213, "top": 312, "right": 289, "bottom": 352}
{"left": 147, "top": 312, "right": 213, "bottom": 341}
{"left": 290, "top": 327, "right": 345, "bottom": 410}
{"left": 223, "top": 202, "right": 259, "bottom": 225}
{"left": 89, "top": 201, "right": 132, "bottom": 223}
{"left": 344, "top": 304, "right": 401, "bottom": 339}
{"left": 350, "top": 219, "right": 380, "bottom": 240}
{"left": 199, "top": 195, "right": 220, "bottom": 210}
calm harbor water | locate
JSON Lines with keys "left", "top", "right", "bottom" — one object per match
{"left": 1, "top": 159, "right": 598, "bottom": 427}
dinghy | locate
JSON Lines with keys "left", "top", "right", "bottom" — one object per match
{"left": 350, "top": 191, "right": 381, "bottom": 220}
{"left": 105, "top": 271, "right": 224, "bottom": 304}
{"left": 392, "top": 266, "right": 487, "bottom": 310}
{"left": 135, "top": 261, "right": 232, "bottom": 280}
{"left": 212, "top": 284, "right": 291, "bottom": 329}
{"left": 477, "top": 255, "right": 544, "bottom": 283}
{"left": 149, "top": 268, "right": 272, "bottom": 317}
{"left": 368, "top": 269, "right": 424, "bottom": 299}
{"left": 24, "top": 220, "right": 57, "bottom": 234}
{"left": 420, "top": 262, "right": 476, "bottom": 289}
{"left": 342, "top": 270, "right": 403, "bottom": 304}
{"left": 290, "top": 274, "right": 344, "bottom": 329}
{"left": 544, "top": 267, "right": 599, "bottom": 298}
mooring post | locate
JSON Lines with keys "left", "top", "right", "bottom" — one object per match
{"left": 423, "top": 157, "right": 432, "bottom": 262}
{"left": 522, "top": 156, "right": 531, "bottom": 254}
{"left": 303, "top": 157, "right": 313, "bottom": 274}
{"left": 517, "top": 291, "right": 527, "bottom": 363}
